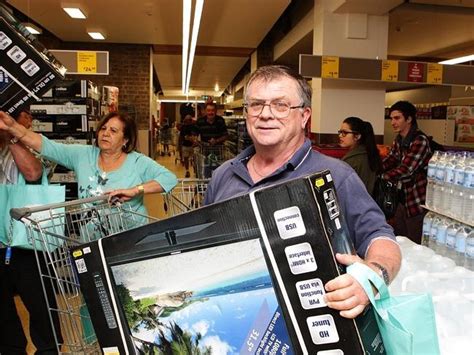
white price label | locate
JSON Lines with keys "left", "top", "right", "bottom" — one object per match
{"left": 75, "top": 258, "right": 87, "bottom": 273}
{"left": 21, "top": 59, "right": 40, "bottom": 76}
{"left": 274, "top": 206, "right": 306, "bottom": 239}
{"left": 296, "top": 278, "right": 326, "bottom": 309}
{"left": 7, "top": 45, "right": 26, "bottom": 63}
{"left": 307, "top": 314, "right": 340, "bottom": 345}
{"left": 0, "top": 31, "right": 12, "bottom": 50}
{"left": 285, "top": 242, "right": 317, "bottom": 275}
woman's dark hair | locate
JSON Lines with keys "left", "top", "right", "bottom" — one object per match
{"left": 95, "top": 112, "right": 137, "bottom": 153}
{"left": 343, "top": 116, "right": 381, "bottom": 173}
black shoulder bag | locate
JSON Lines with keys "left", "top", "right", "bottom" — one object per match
{"left": 373, "top": 176, "right": 399, "bottom": 219}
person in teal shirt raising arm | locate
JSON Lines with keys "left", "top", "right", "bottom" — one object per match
{"left": 0, "top": 111, "right": 178, "bottom": 217}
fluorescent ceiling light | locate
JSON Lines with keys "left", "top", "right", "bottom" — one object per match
{"left": 23, "top": 23, "right": 42, "bottom": 35}
{"left": 439, "top": 55, "right": 474, "bottom": 65}
{"left": 63, "top": 7, "right": 87, "bottom": 19}
{"left": 185, "top": 0, "right": 204, "bottom": 95}
{"left": 88, "top": 31, "right": 105, "bottom": 40}
{"left": 159, "top": 99, "right": 205, "bottom": 103}
{"left": 182, "top": 0, "right": 191, "bottom": 93}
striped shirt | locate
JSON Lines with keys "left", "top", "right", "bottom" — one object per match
{"left": 0, "top": 145, "right": 18, "bottom": 185}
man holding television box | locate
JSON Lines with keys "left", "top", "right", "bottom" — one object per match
{"left": 204, "top": 65, "right": 401, "bottom": 319}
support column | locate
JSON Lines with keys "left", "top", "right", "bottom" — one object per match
{"left": 311, "top": 0, "right": 390, "bottom": 143}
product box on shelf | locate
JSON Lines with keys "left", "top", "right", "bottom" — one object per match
{"left": 71, "top": 170, "right": 385, "bottom": 354}
{"left": 0, "top": 5, "right": 66, "bottom": 117}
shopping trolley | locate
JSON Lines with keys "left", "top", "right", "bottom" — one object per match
{"left": 9, "top": 195, "right": 157, "bottom": 354}
{"left": 163, "top": 178, "right": 209, "bottom": 216}
{"left": 194, "top": 144, "right": 233, "bottom": 179}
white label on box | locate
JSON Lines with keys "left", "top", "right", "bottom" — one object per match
{"left": 75, "top": 258, "right": 87, "bottom": 273}
{"left": 326, "top": 174, "right": 333, "bottom": 182}
{"left": 274, "top": 206, "right": 306, "bottom": 239}
{"left": 334, "top": 217, "right": 341, "bottom": 230}
{"left": 307, "top": 314, "right": 339, "bottom": 345}
{"left": 296, "top": 278, "right": 326, "bottom": 309}
{"left": 317, "top": 350, "right": 343, "bottom": 355}
{"left": 83, "top": 247, "right": 91, "bottom": 254}
{"left": 102, "top": 347, "right": 120, "bottom": 355}
{"left": 7, "top": 45, "right": 26, "bottom": 63}
{"left": 21, "top": 59, "right": 40, "bottom": 76}
{"left": 285, "top": 242, "right": 317, "bottom": 275}
{"left": 0, "top": 31, "right": 12, "bottom": 50}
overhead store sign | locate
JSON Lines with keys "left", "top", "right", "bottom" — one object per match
{"left": 50, "top": 49, "right": 109, "bottom": 75}
{"left": 407, "top": 62, "right": 424, "bottom": 82}
{"left": 427, "top": 63, "right": 443, "bottom": 85}
{"left": 77, "top": 51, "right": 97, "bottom": 74}
{"left": 321, "top": 56, "right": 339, "bottom": 78}
{"left": 299, "top": 54, "right": 473, "bottom": 86}
{"left": 381, "top": 60, "right": 398, "bottom": 82}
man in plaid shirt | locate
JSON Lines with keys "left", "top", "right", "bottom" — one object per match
{"left": 382, "top": 101, "right": 432, "bottom": 244}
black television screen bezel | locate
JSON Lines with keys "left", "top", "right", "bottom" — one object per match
{"left": 100, "top": 226, "right": 304, "bottom": 354}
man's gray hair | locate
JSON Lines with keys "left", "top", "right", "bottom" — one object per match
{"left": 244, "top": 65, "right": 312, "bottom": 108}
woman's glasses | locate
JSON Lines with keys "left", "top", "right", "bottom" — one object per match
{"left": 338, "top": 130, "right": 358, "bottom": 137}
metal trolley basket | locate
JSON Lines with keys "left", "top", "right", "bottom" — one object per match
{"left": 163, "top": 178, "right": 209, "bottom": 216}
{"left": 194, "top": 144, "right": 233, "bottom": 179}
{"left": 9, "top": 195, "right": 157, "bottom": 354}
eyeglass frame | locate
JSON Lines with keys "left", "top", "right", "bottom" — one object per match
{"left": 243, "top": 100, "right": 305, "bottom": 119}
{"left": 337, "top": 129, "right": 359, "bottom": 137}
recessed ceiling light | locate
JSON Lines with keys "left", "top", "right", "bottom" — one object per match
{"left": 439, "top": 54, "right": 474, "bottom": 65}
{"left": 88, "top": 32, "right": 105, "bottom": 40}
{"left": 63, "top": 7, "right": 87, "bottom": 19}
{"left": 23, "top": 23, "right": 42, "bottom": 35}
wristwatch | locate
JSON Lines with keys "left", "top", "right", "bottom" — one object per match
{"left": 136, "top": 184, "right": 145, "bottom": 195}
{"left": 9, "top": 136, "right": 20, "bottom": 145}
{"left": 369, "top": 262, "right": 390, "bottom": 285}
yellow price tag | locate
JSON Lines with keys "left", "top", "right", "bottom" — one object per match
{"left": 77, "top": 51, "right": 97, "bottom": 74}
{"left": 321, "top": 56, "right": 339, "bottom": 78}
{"left": 427, "top": 63, "right": 443, "bottom": 85}
{"left": 72, "top": 250, "right": 83, "bottom": 258}
{"left": 381, "top": 60, "right": 398, "bottom": 82}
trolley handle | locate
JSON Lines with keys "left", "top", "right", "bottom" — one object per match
{"left": 10, "top": 195, "right": 112, "bottom": 220}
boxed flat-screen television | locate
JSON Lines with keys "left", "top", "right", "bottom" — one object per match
{"left": 0, "top": 4, "right": 66, "bottom": 117}
{"left": 72, "top": 171, "right": 386, "bottom": 354}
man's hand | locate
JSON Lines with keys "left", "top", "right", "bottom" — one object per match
{"left": 0, "top": 111, "right": 15, "bottom": 131}
{"left": 324, "top": 253, "right": 370, "bottom": 319}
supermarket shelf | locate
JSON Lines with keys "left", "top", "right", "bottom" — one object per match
{"left": 422, "top": 205, "right": 473, "bottom": 227}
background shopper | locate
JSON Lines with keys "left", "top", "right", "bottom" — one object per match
{"left": 0, "top": 113, "right": 61, "bottom": 354}
{"left": 382, "top": 101, "right": 432, "bottom": 243}
{"left": 0, "top": 111, "right": 178, "bottom": 217}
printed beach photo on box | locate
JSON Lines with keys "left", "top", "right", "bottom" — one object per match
{"left": 111, "top": 238, "right": 294, "bottom": 354}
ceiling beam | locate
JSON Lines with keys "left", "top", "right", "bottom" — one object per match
{"left": 153, "top": 45, "right": 254, "bottom": 57}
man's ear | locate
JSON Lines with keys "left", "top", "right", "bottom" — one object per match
{"left": 407, "top": 116, "right": 412, "bottom": 122}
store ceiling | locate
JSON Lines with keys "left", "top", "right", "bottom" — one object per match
{"left": 6, "top": 0, "right": 474, "bottom": 100}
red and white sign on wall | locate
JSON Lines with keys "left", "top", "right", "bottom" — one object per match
{"left": 407, "top": 62, "right": 424, "bottom": 82}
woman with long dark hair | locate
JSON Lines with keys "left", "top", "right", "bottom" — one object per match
{"left": 339, "top": 116, "right": 381, "bottom": 195}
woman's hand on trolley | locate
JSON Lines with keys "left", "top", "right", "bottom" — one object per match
{"left": 106, "top": 184, "right": 145, "bottom": 203}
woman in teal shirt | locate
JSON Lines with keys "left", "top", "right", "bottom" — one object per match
{"left": 0, "top": 111, "right": 177, "bottom": 217}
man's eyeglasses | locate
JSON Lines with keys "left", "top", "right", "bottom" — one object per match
{"left": 243, "top": 100, "right": 304, "bottom": 119}
{"left": 338, "top": 130, "right": 358, "bottom": 137}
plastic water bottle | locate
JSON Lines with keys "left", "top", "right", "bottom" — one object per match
{"left": 433, "top": 151, "right": 447, "bottom": 211}
{"left": 451, "top": 152, "right": 467, "bottom": 220}
{"left": 422, "top": 212, "right": 435, "bottom": 247}
{"left": 435, "top": 216, "right": 450, "bottom": 256}
{"left": 445, "top": 221, "right": 460, "bottom": 261}
{"left": 442, "top": 152, "right": 456, "bottom": 215}
{"left": 462, "top": 155, "right": 474, "bottom": 223}
{"left": 464, "top": 230, "right": 474, "bottom": 271}
{"left": 426, "top": 151, "right": 440, "bottom": 209}
{"left": 429, "top": 215, "right": 441, "bottom": 253}
{"left": 455, "top": 225, "right": 469, "bottom": 266}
